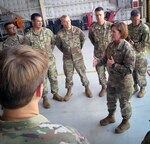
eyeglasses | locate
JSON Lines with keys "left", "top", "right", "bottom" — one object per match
{"left": 7, "top": 26, "right": 17, "bottom": 30}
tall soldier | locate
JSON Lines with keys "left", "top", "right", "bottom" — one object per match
{"left": 89, "top": 7, "right": 112, "bottom": 97}
{"left": 128, "top": 9, "right": 150, "bottom": 98}
{"left": 2, "top": 22, "right": 24, "bottom": 49}
{"left": 25, "top": 13, "right": 63, "bottom": 108}
{"left": 56, "top": 15, "right": 93, "bottom": 101}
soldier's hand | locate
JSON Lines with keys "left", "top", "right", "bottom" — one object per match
{"left": 129, "top": 39, "right": 134, "bottom": 45}
{"left": 93, "top": 56, "right": 98, "bottom": 67}
{"left": 107, "top": 56, "right": 115, "bottom": 67}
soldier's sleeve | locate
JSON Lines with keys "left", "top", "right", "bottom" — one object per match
{"left": 88, "top": 27, "right": 95, "bottom": 45}
{"left": 2, "top": 41, "right": 6, "bottom": 49}
{"left": 112, "top": 45, "right": 135, "bottom": 75}
{"left": 24, "top": 34, "right": 32, "bottom": 46}
{"left": 65, "top": 126, "right": 90, "bottom": 144}
{"left": 49, "top": 30, "right": 56, "bottom": 51}
{"left": 18, "top": 35, "right": 25, "bottom": 44}
{"left": 55, "top": 34, "right": 63, "bottom": 52}
{"left": 2, "top": 39, "right": 9, "bottom": 49}
{"left": 79, "top": 29, "right": 85, "bottom": 49}
{"left": 97, "top": 47, "right": 108, "bottom": 66}
{"left": 134, "top": 25, "right": 150, "bottom": 51}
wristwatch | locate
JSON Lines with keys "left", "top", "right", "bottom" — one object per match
{"left": 112, "top": 63, "right": 116, "bottom": 68}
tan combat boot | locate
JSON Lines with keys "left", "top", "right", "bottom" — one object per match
{"left": 64, "top": 88, "right": 73, "bottom": 101}
{"left": 53, "top": 93, "right": 63, "bottom": 101}
{"left": 99, "top": 85, "right": 106, "bottom": 97}
{"left": 133, "top": 84, "right": 139, "bottom": 95}
{"left": 100, "top": 113, "right": 115, "bottom": 126}
{"left": 115, "top": 119, "right": 130, "bottom": 134}
{"left": 137, "top": 87, "right": 145, "bottom": 98}
{"left": 85, "top": 85, "right": 93, "bottom": 98}
{"left": 43, "top": 96, "right": 50, "bottom": 109}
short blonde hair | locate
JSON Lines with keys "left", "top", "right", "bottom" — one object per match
{"left": 60, "top": 15, "right": 69, "bottom": 21}
{"left": 0, "top": 45, "right": 48, "bottom": 109}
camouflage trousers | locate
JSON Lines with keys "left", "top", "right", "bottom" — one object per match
{"left": 96, "top": 65, "right": 107, "bottom": 85}
{"left": 42, "top": 57, "right": 59, "bottom": 97}
{"left": 63, "top": 59, "right": 89, "bottom": 88}
{"left": 106, "top": 85, "right": 133, "bottom": 119}
{"left": 133, "top": 51, "right": 147, "bottom": 87}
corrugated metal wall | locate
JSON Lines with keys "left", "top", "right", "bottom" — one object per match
{"left": 44, "top": 0, "right": 116, "bottom": 19}
{"left": 0, "top": 0, "right": 145, "bottom": 22}
{"left": 0, "top": 0, "right": 116, "bottom": 20}
{"left": 0, "top": 0, "right": 41, "bottom": 20}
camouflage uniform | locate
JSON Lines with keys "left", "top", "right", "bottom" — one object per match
{"left": 128, "top": 21, "right": 149, "bottom": 88}
{"left": 25, "top": 27, "right": 58, "bottom": 96}
{"left": 97, "top": 39, "right": 135, "bottom": 119}
{"left": 0, "top": 114, "right": 89, "bottom": 144}
{"left": 89, "top": 21, "right": 112, "bottom": 86}
{"left": 2, "top": 34, "right": 24, "bottom": 49}
{"left": 56, "top": 26, "right": 89, "bottom": 88}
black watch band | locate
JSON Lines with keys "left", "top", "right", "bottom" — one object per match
{"left": 112, "top": 63, "right": 116, "bottom": 68}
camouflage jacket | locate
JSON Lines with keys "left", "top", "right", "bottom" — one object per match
{"left": 88, "top": 21, "right": 112, "bottom": 58}
{"left": 97, "top": 39, "right": 135, "bottom": 88}
{"left": 2, "top": 34, "right": 24, "bottom": 49}
{"left": 128, "top": 21, "right": 150, "bottom": 52}
{"left": 24, "top": 27, "right": 55, "bottom": 59}
{"left": 56, "top": 26, "right": 85, "bottom": 61}
{"left": 0, "top": 114, "right": 89, "bottom": 144}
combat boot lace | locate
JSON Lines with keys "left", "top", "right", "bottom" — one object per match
{"left": 133, "top": 84, "right": 139, "bottom": 95}
{"left": 64, "top": 88, "right": 72, "bottom": 101}
{"left": 53, "top": 93, "right": 63, "bottom": 101}
{"left": 43, "top": 96, "right": 50, "bottom": 109}
{"left": 137, "top": 87, "right": 145, "bottom": 98}
{"left": 85, "top": 86, "right": 93, "bottom": 98}
{"left": 100, "top": 114, "right": 115, "bottom": 126}
{"left": 99, "top": 85, "right": 107, "bottom": 97}
{"left": 115, "top": 119, "right": 130, "bottom": 134}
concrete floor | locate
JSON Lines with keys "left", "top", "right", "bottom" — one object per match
{"left": 1, "top": 31, "right": 150, "bottom": 144}
{"left": 39, "top": 31, "right": 150, "bottom": 144}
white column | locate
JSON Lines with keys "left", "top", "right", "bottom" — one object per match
{"left": 39, "top": 0, "right": 47, "bottom": 26}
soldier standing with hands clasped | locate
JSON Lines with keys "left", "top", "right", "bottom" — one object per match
{"left": 56, "top": 15, "right": 93, "bottom": 101}
{"left": 127, "top": 9, "right": 150, "bottom": 98}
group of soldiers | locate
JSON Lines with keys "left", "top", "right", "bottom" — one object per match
{"left": 2, "top": 7, "right": 150, "bottom": 135}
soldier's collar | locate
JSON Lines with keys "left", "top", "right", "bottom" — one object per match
{"left": 113, "top": 39, "right": 125, "bottom": 50}
{"left": 64, "top": 26, "right": 74, "bottom": 32}
{"left": 0, "top": 114, "right": 49, "bottom": 129}
{"left": 97, "top": 21, "right": 107, "bottom": 29}
{"left": 31, "top": 28, "right": 43, "bottom": 35}
{"left": 132, "top": 21, "right": 142, "bottom": 27}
